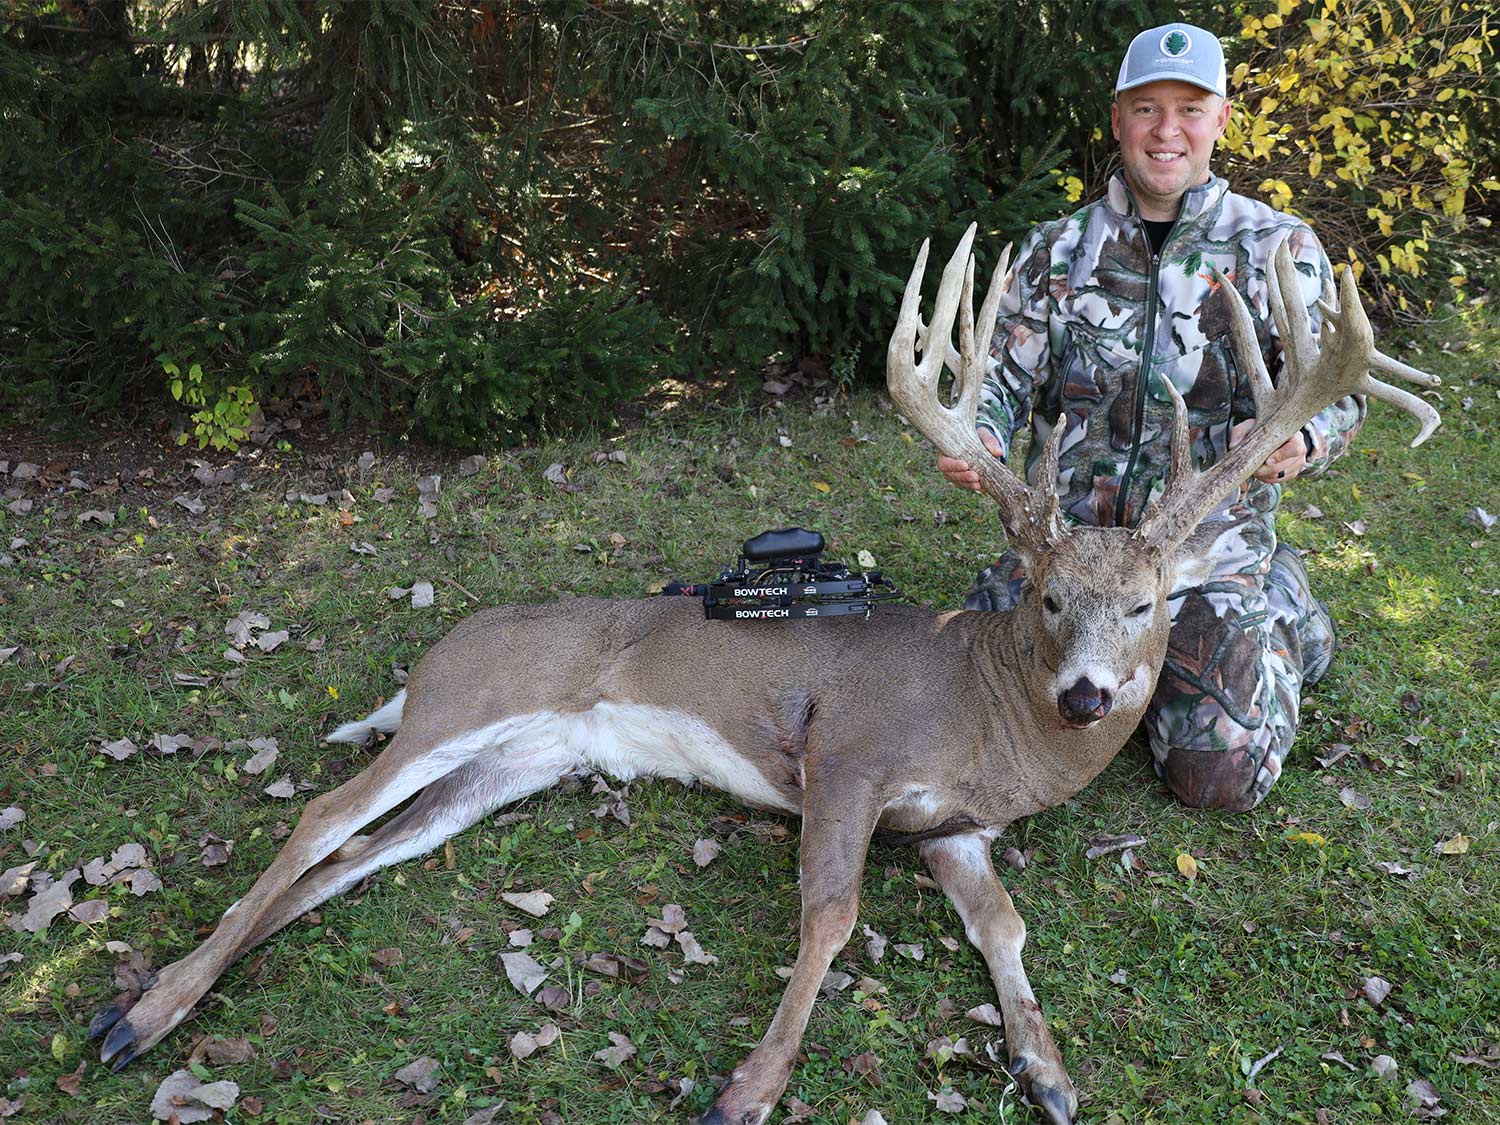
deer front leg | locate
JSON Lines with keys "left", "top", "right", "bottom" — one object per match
{"left": 920, "top": 834, "right": 1077, "bottom": 1125}
{"left": 702, "top": 782, "right": 880, "bottom": 1125}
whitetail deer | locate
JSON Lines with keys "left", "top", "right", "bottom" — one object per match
{"left": 91, "top": 224, "right": 1440, "bottom": 1124}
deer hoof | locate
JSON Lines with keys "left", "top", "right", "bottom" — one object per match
{"left": 99, "top": 1016, "right": 144, "bottom": 1071}
{"left": 1030, "top": 1082, "right": 1077, "bottom": 1124}
{"left": 696, "top": 1097, "right": 771, "bottom": 1125}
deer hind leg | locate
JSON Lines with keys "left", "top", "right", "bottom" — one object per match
{"left": 920, "top": 834, "right": 1077, "bottom": 1125}
{"left": 703, "top": 781, "right": 880, "bottom": 1125}
{"left": 94, "top": 715, "right": 572, "bottom": 1069}
{"left": 230, "top": 752, "right": 560, "bottom": 960}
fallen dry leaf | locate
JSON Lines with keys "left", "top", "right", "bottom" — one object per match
{"left": 966, "top": 1002, "right": 1004, "bottom": 1027}
{"left": 7, "top": 870, "right": 79, "bottom": 932}
{"left": 237, "top": 738, "right": 279, "bottom": 776}
{"left": 893, "top": 942, "right": 925, "bottom": 962}
{"left": 862, "top": 923, "right": 887, "bottom": 963}
{"left": 1176, "top": 853, "right": 1199, "bottom": 881}
{"left": 99, "top": 738, "right": 138, "bottom": 761}
{"left": 0, "top": 807, "right": 23, "bottom": 831}
{"left": 1362, "top": 976, "right": 1393, "bottom": 1006}
{"left": 676, "top": 930, "right": 719, "bottom": 965}
{"left": 501, "top": 890, "right": 555, "bottom": 917}
{"left": 692, "top": 838, "right": 722, "bottom": 867}
{"left": 263, "top": 778, "right": 295, "bottom": 799}
{"left": 394, "top": 1055, "right": 441, "bottom": 1093}
{"left": 68, "top": 899, "right": 110, "bottom": 924}
{"left": 928, "top": 1087, "right": 968, "bottom": 1113}
{"left": 149, "top": 1070, "right": 238, "bottom": 1122}
{"left": 1339, "top": 787, "right": 1373, "bottom": 811}
{"left": 509, "top": 1023, "right": 560, "bottom": 1060}
{"left": 592, "top": 1030, "right": 638, "bottom": 1068}
{"left": 501, "top": 951, "right": 548, "bottom": 996}
{"left": 1435, "top": 834, "right": 1471, "bottom": 855}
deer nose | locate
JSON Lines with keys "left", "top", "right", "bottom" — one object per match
{"left": 1058, "top": 677, "right": 1113, "bottom": 727}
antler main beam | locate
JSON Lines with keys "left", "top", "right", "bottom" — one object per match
{"left": 1138, "top": 237, "right": 1442, "bottom": 551}
{"left": 888, "top": 223, "right": 1065, "bottom": 554}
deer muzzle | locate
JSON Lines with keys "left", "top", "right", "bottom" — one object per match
{"left": 1057, "top": 677, "right": 1114, "bottom": 728}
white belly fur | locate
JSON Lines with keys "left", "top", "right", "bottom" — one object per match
{"left": 503, "top": 702, "right": 798, "bottom": 813}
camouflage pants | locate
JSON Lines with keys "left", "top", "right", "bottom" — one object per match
{"left": 965, "top": 541, "right": 1335, "bottom": 811}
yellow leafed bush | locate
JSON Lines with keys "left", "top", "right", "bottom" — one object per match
{"left": 1221, "top": 0, "right": 1495, "bottom": 317}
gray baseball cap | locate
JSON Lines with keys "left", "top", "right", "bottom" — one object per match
{"left": 1115, "top": 23, "right": 1227, "bottom": 98}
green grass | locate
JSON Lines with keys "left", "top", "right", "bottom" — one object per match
{"left": 2, "top": 306, "right": 1498, "bottom": 1124}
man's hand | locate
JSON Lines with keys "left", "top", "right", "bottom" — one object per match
{"left": 1230, "top": 418, "right": 1308, "bottom": 483}
{"left": 937, "top": 429, "right": 1004, "bottom": 491}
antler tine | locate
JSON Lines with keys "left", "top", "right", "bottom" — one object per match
{"left": 888, "top": 227, "right": 1058, "bottom": 554}
{"left": 1137, "top": 235, "right": 1443, "bottom": 552}
{"left": 1269, "top": 237, "right": 1318, "bottom": 373}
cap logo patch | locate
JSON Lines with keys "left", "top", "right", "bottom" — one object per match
{"left": 1160, "top": 29, "right": 1191, "bottom": 57}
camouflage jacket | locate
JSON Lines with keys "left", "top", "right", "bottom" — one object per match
{"left": 980, "top": 171, "right": 1365, "bottom": 574}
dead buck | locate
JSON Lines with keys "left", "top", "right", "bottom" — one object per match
{"left": 91, "top": 224, "right": 1440, "bottom": 1124}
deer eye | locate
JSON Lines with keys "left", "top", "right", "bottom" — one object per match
{"left": 1043, "top": 595, "right": 1060, "bottom": 614}
{"left": 1131, "top": 602, "right": 1152, "bottom": 617}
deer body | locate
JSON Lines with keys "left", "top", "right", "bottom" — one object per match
{"left": 92, "top": 229, "right": 1439, "bottom": 1125}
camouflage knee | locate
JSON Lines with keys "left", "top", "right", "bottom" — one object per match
{"left": 1147, "top": 585, "right": 1301, "bottom": 811}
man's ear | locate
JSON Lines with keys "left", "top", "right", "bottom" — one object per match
{"left": 1213, "top": 98, "right": 1233, "bottom": 139}
{"left": 1110, "top": 99, "right": 1122, "bottom": 142}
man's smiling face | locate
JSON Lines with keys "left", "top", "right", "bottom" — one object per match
{"left": 1111, "top": 80, "right": 1232, "bottom": 222}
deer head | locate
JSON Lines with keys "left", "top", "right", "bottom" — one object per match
{"left": 888, "top": 223, "right": 1440, "bottom": 730}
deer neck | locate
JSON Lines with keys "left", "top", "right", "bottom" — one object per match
{"left": 966, "top": 600, "right": 1163, "bottom": 820}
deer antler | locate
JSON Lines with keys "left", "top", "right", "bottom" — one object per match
{"left": 1137, "top": 236, "right": 1442, "bottom": 551}
{"left": 888, "top": 223, "right": 1066, "bottom": 557}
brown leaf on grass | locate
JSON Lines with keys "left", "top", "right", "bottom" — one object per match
{"left": 6, "top": 870, "right": 79, "bottom": 932}
{"left": 458, "top": 454, "right": 486, "bottom": 478}
{"left": 820, "top": 970, "right": 854, "bottom": 995}
{"left": 1339, "top": 787, "right": 1373, "bottom": 811}
{"left": 501, "top": 951, "right": 548, "bottom": 996}
{"left": 861, "top": 923, "right": 888, "bottom": 963}
{"left": 508, "top": 928, "right": 533, "bottom": 948}
{"left": 966, "top": 1003, "right": 1004, "bottom": 1027}
{"left": 543, "top": 463, "right": 579, "bottom": 493}
{"left": 0, "top": 807, "right": 22, "bottom": 831}
{"left": 592, "top": 1031, "right": 637, "bottom": 1068}
{"left": 640, "top": 925, "right": 671, "bottom": 948}
{"left": 535, "top": 984, "right": 571, "bottom": 1010}
{"left": 1406, "top": 1077, "right": 1444, "bottom": 1118}
{"left": 651, "top": 903, "right": 688, "bottom": 934}
{"left": 240, "top": 738, "right": 279, "bottom": 775}
{"left": 68, "top": 899, "right": 110, "bottom": 924}
{"left": 255, "top": 630, "right": 289, "bottom": 652}
{"left": 393, "top": 1056, "right": 441, "bottom": 1093}
{"left": 500, "top": 890, "right": 554, "bottom": 917}
{"left": 198, "top": 833, "right": 234, "bottom": 867}
{"left": 148, "top": 733, "right": 195, "bottom": 755}
{"left": 1362, "top": 976, "right": 1393, "bottom": 1005}
{"left": 1434, "top": 834, "right": 1471, "bottom": 855}
{"left": 583, "top": 952, "right": 651, "bottom": 982}
{"left": 782, "top": 1095, "right": 816, "bottom": 1122}
{"left": 127, "top": 869, "right": 162, "bottom": 895}
{"left": 928, "top": 1088, "right": 968, "bottom": 1113}
{"left": 0, "top": 1095, "right": 24, "bottom": 1117}
{"left": 893, "top": 942, "right": 925, "bottom": 961}
{"left": 1452, "top": 1043, "right": 1500, "bottom": 1068}
{"left": 675, "top": 930, "right": 719, "bottom": 965}
{"left": 149, "top": 1070, "right": 239, "bottom": 1122}
{"left": 692, "top": 837, "right": 722, "bottom": 867}
{"left": 371, "top": 947, "right": 403, "bottom": 967}
{"left": 1375, "top": 861, "right": 1418, "bottom": 880}
{"left": 173, "top": 494, "right": 207, "bottom": 516}
{"left": 1085, "top": 833, "right": 1147, "bottom": 860}
{"left": 509, "top": 1023, "right": 560, "bottom": 1060}
{"left": 55, "top": 1062, "right": 85, "bottom": 1096}
{"left": 1, "top": 862, "right": 36, "bottom": 897}
{"left": 191, "top": 1036, "right": 257, "bottom": 1065}
{"left": 1314, "top": 743, "right": 1354, "bottom": 769}
{"left": 263, "top": 778, "right": 295, "bottom": 799}
{"left": 99, "top": 738, "right": 138, "bottom": 761}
